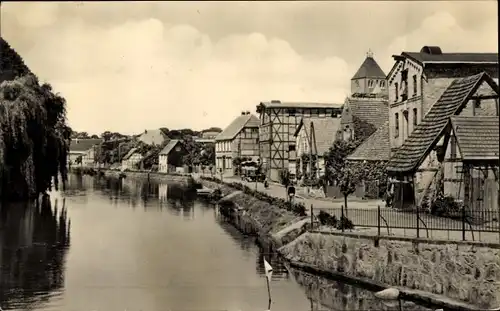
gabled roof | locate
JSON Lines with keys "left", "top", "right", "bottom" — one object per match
{"left": 159, "top": 139, "right": 183, "bottom": 155}
{"left": 295, "top": 117, "right": 341, "bottom": 156}
{"left": 347, "top": 121, "right": 390, "bottom": 161}
{"left": 69, "top": 139, "right": 103, "bottom": 152}
{"left": 122, "top": 148, "right": 139, "bottom": 160}
{"left": 387, "top": 72, "right": 499, "bottom": 173}
{"left": 341, "top": 97, "right": 389, "bottom": 129}
{"left": 450, "top": 116, "right": 499, "bottom": 161}
{"left": 351, "top": 56, "right": 386, "bottom": 80}
{"left": 216, "top": 114, "right": 259, "bottom": 141}
{"left": 258, "top": 101, "right": 343, "bottom": 110}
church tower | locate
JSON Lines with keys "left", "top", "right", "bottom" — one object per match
{"left": 351, "top": 50, "right": 387, "bottom": 98}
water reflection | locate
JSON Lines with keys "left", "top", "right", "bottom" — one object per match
{"left": 290, "top": 269, "right": 434, "bottom": 311}
{"left": 0, "top": 197, "right": 71, "bottom": 310}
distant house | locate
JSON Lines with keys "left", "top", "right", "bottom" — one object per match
{"left": 386, "top": 72, "right": 499, "bottom": 210}
{"left": 158, "top": 140, "right": 188, "bottom": 173}
{"left": 68, "top": 138, "right": 103, "bottom": 167}
{"left": 121, "top": 148, "right": 143, "bottom": 170}
{"left": 215, "top": 112, "right": 260, "bottom": 176}
{"left": 138, "top": 129, "right": 168, "bottom": 145}
{"left": 294, "top": 117, "right": 341, "bottom": 178}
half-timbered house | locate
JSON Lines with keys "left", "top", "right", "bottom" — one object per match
{"left": 256, "top": 101, "right": 343, "bottom": 181}
{"left": 215, "top": 112, "right": 260, "bottom": 176}
{"left": 386, "top": 72, "right": 499, "bottom": 210}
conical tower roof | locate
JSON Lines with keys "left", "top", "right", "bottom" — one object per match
{"left": 351, "top": 52, "right": 386, "bottom": 80}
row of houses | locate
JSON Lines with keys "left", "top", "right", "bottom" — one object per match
{"left": 214, "top": 46, "right": 499, "bottom": 212}
{"left": 69, "top": 127, "right": 222, "bottom": 173}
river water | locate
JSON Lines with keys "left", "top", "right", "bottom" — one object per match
{"left": 0, "top": 174, "right": 435, "bottom": 311}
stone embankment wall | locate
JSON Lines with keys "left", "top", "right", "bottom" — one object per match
{"left": 200, "top": 177, "right": 500, "bottom": 310}
{"left": 279, "top": 232, "right": 500, "bottom": 309}
{"left": 102, "top": 169, "right": 190, "bottom": 184}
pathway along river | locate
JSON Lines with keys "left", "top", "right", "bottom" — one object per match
{"left": 0, "top": 174, "right": 436, "bottom": 311}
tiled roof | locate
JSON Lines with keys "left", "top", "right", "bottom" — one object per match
{"left": 401, "top": 52, "right": 498, "bottom": 64}
{"left": 387, "top": 72, "right": 498, "bottom": 173}
{"left": 297, "top": 117, "right": 341, "bottom": 156}
{"left": 347, "top": 121, "right": 390, "bottom": 161}
{"left": 258, "top": 101, "right": 343, "bottom": 109}
{"left": 342, "top": 97, "right": 389, "bottom": 129}
{"left": 159, "top": 139, "right": 182, "bottom": 155}
{"left": 351, "top": 56, "right": 386, "bottom": 80}
{"left": 450, "top": 116, "right": 499, "bottom": 160}
{"left": 122, "top": 147, "right": 138, "bottom": 160}
{"left": 69, "top": 139, "right": 103, "bottom": 152}
{"left": 138, "top": 129, "right": 168, "bottom": 145}
{"left": 216, "top": 114, "right": 259, "bottom": 141}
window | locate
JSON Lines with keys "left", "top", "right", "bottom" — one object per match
{"left": 288, "top": 144, "right": 296, "bottom": 152}
{"left": 412, "top": 75, "right": 417, "bottom": 96}
{"left": 403, "top": 110, "right": 409, "bottom": 138}
{"left": 413, "top": 108, "right": 418, "bottom": 126}
{"left": 288, "top": 108, "right": 296, "bottom": 116}
{"left": 394, "top": 113, "right": 399, "bottom": 137}
{"left": 368, "top": 80, "right": 373, "bottom": 87}
{"left": 450, "top": 136, "right": 457, "bottom": 159}
{"left": 395, "top": 82, "right": 399, "bottom": 101}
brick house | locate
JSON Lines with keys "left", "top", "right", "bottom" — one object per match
{"left": 386, "top": 72, "right": 499, "bottom": 209}
{"left": 215, "top": 112, "right": 260, "bottom": 176}
{"left": 387, "top": 46, "right": 498, "bottom": 154}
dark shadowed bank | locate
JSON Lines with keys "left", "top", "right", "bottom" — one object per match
{"left": 198, "top": 176, "right": 500, "bottom": 311}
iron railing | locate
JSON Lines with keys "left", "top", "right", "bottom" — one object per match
{"left": 313, "top": 205, "right": 500, "bottom": 243}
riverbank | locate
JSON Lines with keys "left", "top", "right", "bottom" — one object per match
{"left": 72, "top": 167, "right": 193, "bottom": 184}
{"left": 198, "top": 176, "right": 500, "bottom": 311}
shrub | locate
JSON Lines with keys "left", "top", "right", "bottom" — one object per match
{"left": 431, "top": 193, "right": 461, "bottom": 218}
{"left": 317, "top": 210, "right": 354, "bottom": 230}
{"left": 278, "top": 169, "right": 291, "bottom": 186}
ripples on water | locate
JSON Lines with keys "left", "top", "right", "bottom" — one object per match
{"left": 1, "top": 174, "right": 440, "bottom": 311}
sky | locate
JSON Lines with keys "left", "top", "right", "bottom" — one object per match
{"left": 1, "top": 1, "right": 498, "bottom": 135}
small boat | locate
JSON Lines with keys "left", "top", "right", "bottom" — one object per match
{"left": 196, "top": 187, "right": 214, "bottom": 196}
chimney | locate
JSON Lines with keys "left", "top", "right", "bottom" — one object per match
{"left": 420, "top": 46, "right": 442, "bottom": 55}
{"left": 241, "top": 111, "right": 246, "bottom": 115}
{"left": 246, "top": 111, "right": 250, "bottom": 115}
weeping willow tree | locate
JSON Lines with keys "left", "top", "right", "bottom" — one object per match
{"left": 0, "top": 74, "right": 71, "bottom": 201}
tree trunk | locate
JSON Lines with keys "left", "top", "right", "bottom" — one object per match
{"left": 344, "top": 194, "right": 348, "bottom": 217}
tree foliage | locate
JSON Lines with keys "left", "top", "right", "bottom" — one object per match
{"left": 0, "top": 74, "right": 71, "bottom": 200}
{"left": 324, "top": 139, "right": 360, "bottom": 186}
